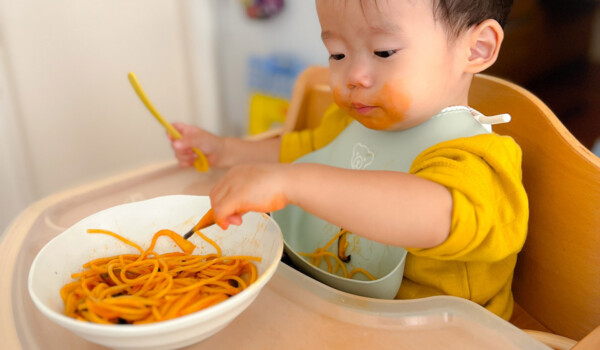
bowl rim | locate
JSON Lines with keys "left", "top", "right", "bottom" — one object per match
{"left": 27, "top": 201, "right": 284, "bottom": 335}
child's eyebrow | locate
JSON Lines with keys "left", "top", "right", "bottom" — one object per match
{"left": 369, "top": 22, "right": 402, "bottom": 35}
{"left": 321, "top": 22, "right": 401, "bottom": 41}
{"left": 321, "top": 23, "right": 402, "bottom": 40}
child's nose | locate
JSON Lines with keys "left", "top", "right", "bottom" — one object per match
{"left": 346, "top": 63, "right": 373, "bottom": 89}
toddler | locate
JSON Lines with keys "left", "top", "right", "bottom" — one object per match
{"left": 170, "top": 0, "right": 526, "bottom": 320}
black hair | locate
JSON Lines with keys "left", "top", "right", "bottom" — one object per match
{"left": 354, "top": 0, "right": 513, "bottom": 38}
{"left": 432, "top": 0, "right": 514, "bottom": 37}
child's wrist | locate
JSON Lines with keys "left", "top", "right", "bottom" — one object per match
{"left": 283, "top": 163, "right": 311, "bottom": 207}
{"left": 215, "top": 137, "right": 236, "bottom": 168}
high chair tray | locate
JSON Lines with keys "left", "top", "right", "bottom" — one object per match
{"left": 0, "top": 161, "right": 550, "bottom": 349}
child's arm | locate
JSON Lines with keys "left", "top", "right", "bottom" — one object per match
{"left": 210, "top": 162, "right": 452, "bottom": 249}
{"left": 170, "top": 123, "right": 281, "bottom": 169}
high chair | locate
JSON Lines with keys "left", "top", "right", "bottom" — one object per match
{"left": 269, "top": 65, "right": 600, "bottom": 350}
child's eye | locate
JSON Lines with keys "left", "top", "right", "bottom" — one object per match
{"left": 374, "top": 50, "right": 397, "bottom": 58}
{"left": 329, "top": 53, "right": 345, "bottom": 61}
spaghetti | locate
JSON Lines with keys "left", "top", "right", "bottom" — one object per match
{"left": 299, "top": 229, "right": 376, "bottom": 281}
{"left": 60, "top": 227, "right": 260, "bottom": 324}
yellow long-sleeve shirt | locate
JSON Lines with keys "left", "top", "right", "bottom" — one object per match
{"left": 279, "top": 105, "right": 528, "bottom": 320}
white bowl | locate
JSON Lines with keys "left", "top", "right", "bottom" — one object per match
{"left": 28, "top": 195, "right": 283, "bottom": 350}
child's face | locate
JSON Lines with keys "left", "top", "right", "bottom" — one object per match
{"left": 317, "top": 0, "right": 471, "bottom": 131}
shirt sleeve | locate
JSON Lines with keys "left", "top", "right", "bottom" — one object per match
{"left": 406, "top": 133, "right": 529, "bottom": 262}
{"left": 279, "top": 104, "right": 353, "bottom": 163}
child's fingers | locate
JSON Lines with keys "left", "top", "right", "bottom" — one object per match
{"left": 172, "top": 144, "right": 196, "bottom": 167}
{"left": 172, "top": 142, "right": 191, "bottom": 156}
{"left": 214, "top": 214, "right": 243, "bottom": 230}
{"left": 172, "top": 140, "right": 186, "bottom": 151}
{"left": 209, "top": 177, "right": 243, "bottom": 226}
{"left": 176, "top": 156, "right": 194, "bottom": 167}
{"left": 175, "top": 158, "right": 192, "bottom": 168}
{"left": 210, "top": 178, "right": 270, "bottom": 228}
{"left": 172, "top": 123, "right": 207, "bottom": 150}
{"left": 167, "top": 123, "right": 191, "bottom": 141}
{"left": 228, "top": 214, "right": 243, "bottom": 225}
{"left": 210, "top": 164, "right": 289, "bottom": 223}
{"left": 172, "top": 122, "right": 190, "bottom": 134}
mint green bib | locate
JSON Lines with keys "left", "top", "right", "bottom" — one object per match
{"left": 273, "top": 107, "right": 490, "bottom": 299}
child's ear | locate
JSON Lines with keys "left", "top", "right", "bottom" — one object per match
{"left": 464, "top": 19, "right": 504, "bottom": 74}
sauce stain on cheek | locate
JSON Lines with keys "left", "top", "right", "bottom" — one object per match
{"left": 332, "top": 86, "right": 348, "bottom": 110}
{"left": 371, "top": 82, "right": 411, "bottom": 129}
{"left": 332, "top": 82, "right": 411, "bottom": 130}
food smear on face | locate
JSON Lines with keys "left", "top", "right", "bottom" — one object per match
{"left": 333, "top": 81, "right": 411, "bottom": 130}
{"left": 60, "top": 228, "right": 260, "bottom": 325}
{"left": 371, "top": 81, "right": 411, "bottom": 128}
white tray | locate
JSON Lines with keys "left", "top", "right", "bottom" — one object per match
{"left": 0, "top": 161, "right": 550, "bottom": 349}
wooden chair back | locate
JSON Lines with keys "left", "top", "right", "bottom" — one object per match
{"left": 469, "top": 75, "right": 600, "bottom": 341}
{"left": 283, "top": 66, "right": 333, "bottom": 132}
{"left": 283, "top": 66, "right": 600, "bottom": 341}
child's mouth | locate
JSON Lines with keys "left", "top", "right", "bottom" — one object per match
{"left": 352, "top": 103, "right": 376, "bottom": 115}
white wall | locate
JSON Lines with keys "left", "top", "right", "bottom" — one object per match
{"left": 0, "top": 0, "right": 220, "bottom": 234}
{"left": 0, "top": 44, "right": 36, "bottom": 234}
{"left": 216, "top": 0, "right": 328, "bottom": 136}
{"left": 182, "top": 0, "right": 222, "bottom": 134}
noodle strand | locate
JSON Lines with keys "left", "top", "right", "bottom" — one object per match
{"left": 60, "top": 228, "right": 261, "bottom": 324}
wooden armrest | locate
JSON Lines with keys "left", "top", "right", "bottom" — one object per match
{"left": 522, "top": 326, "right": 600, "bottom": 350}
{"left": 244, "top": 127, "right": 284, "bottom": 141}
{"left": 523, "top": 330, "right": 576, "bottom": 350}
{"left": 572, "top": 326, "right": 600, "bottom": 350}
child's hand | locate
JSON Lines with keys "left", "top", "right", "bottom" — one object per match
{"left": 170, "top": 123, "right": 225, "bottom": 168}
{"left": 209, "top": 163, "right": 291, "bottom": 229}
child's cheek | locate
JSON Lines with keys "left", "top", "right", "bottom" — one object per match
{"left": 331, "top": 82, "right": 412, "bottom": 130}
{"left": 374, "top": 81, "right": 411, "bottom": 127}
{"left": 332, "top": 85, "right": 349, "bottom": 110}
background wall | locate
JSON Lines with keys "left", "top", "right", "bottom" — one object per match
{"left": 0, "top": 0, "right": 219, "bottom": 234}
{"left": 486, "top": 1, "right": 600, "bottom": 153}
{"left": 215, "top": 0, "right": 328, "bottom": 136}
{"left": 591, "top": 7, "right": 600, "bottom": 63}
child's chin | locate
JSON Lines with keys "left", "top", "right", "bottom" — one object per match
{"left": 356, "top": 116, "right": 406, "bottom": 131}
